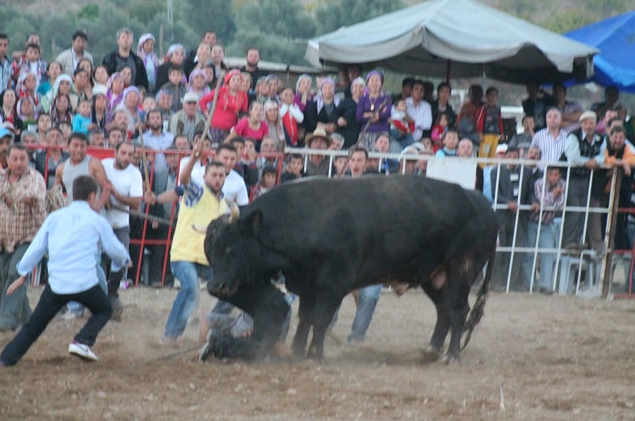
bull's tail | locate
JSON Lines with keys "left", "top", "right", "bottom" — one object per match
{"left": 461, "top": 245, "right": 495, "bottom": 351}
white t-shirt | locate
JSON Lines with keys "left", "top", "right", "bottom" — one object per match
{"left": 102, "top": 157, "right": 143, "bottom": 229}
{"left": 178, "top": 158, "right": 249, "bottom": 206}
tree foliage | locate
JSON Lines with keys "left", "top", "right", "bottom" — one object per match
{"left": 314, "top": 0, "right": 404, "bottom": 36}
{"left": 182, "top": 0, "right": 236, "bottom": 45}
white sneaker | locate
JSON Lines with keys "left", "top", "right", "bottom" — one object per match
{"left": 68, "top": 341, "right": 98, "bottom": 361}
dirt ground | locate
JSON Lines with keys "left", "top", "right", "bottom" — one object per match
{"left": 1, "top": 285, "right": 635, "bottom": 421}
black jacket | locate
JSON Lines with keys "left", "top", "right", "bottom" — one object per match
{"left": 101, "top": 49, "right": 149, "bottom": 91}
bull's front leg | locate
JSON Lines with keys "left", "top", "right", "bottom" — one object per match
{"left": 306, "top": 294, "right": 342, "bottom": 359}
{"left": 444, "top": 305, "right": 469, "bottom": 364}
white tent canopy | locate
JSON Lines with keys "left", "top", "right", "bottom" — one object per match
{"left": 306, "top": 0, "right": 598, "bottom": 83}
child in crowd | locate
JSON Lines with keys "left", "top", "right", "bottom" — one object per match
{"left": 279, "top": 86, "right": 304, "bottom": 146}
{"left": 50, "top": 93, "right": 72, "bottom": 126}
{"left": 435, "top": 129, "right": 459, "bottom": 157}
{"left": 254, "top": 76, "right": 270, "bottom": 104}
{"left": 161, "top": 66, "right": 187, "bottom": 112}
{"left": 476, "top": 86, "right": 504, "bottom": 165}
{"left": 230, "top": 101, "right": 268, "bottom": 148}
{"left": 72, "top": 99, "right": 93, "bottom": 134}
{"left": 251, "top": 165, "right": 278, "bottom": 200}
{"left": 14, "top": 43, "right": 47, "bottom": 87}
{"left": 93, "top": 65, "right": 110, "bottom": 88}
{"left": 389, "top": 98, "right": 415, "bottom": 148}
{"left": 120, "top": 66, "right": 133, "bottom": 89}
{"left": 188, "top": 69, "right": 210, "bottom": 111}
{"left": 281, "top": 153, "right": 305, "bottom": 183}
{"left": 430, "top": 112, "right": 449, "bottom": 150}
{"left": 17, "top": 71, "right": 39, "bottom": 108}
{"left": 17, "top": 97, "right": 37, "bottom": 130}
{"left": 333, "top": 155, "right": 349, "bottom": 178}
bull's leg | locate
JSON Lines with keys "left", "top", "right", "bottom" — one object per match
{"left": 306, "top": 294, "right": 342, "bottom": 359}
{"left": 422, "top": 283, "right": 450, "bottom": 354}
{"left": 292, "top": 295, "right": 314, "bottom": 356}
{"left": 444, "top": 274, "right": 472, "bottom": 364}
{"left": 202, "top": 283, "right": 288, "bottom": 360}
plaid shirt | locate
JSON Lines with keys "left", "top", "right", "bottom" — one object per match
{"left": 531, "top": 177, "right": 565, "bottom": 225}
{"left": 0, "top": 167, "right": 47, "bottom": 253}
{"left": 0, "top": 56, "right": 11, "bottom": 93}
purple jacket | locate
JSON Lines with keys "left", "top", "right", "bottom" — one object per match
{"left": 356, "top": 93, "right": 391, "bottom": 133}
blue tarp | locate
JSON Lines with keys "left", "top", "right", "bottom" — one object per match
{"left": 566, "top": 10, "right": 635, "bottom": 92}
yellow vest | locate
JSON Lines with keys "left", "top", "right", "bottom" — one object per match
{"left": 170, "top": 187, "right": 228, "bottom": 265}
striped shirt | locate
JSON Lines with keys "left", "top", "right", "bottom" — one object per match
{"left": 0, "top": 167, "right": 47, "bottom": 253}
{"left": 0, "top": 57, "right": 11, "bottom": 93}
{"left": 530, "top": 128, "right": 568, "bottom": 164}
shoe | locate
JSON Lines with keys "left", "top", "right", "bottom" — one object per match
{"left": 68, "top": 341, "right": 98, "bottom": 361}
{"left": 198, "top": 330, "right": 222, "bottom": 362}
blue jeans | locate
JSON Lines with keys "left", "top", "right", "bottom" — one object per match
{"left": 521, "top": 221, "right": 557, "bottom": 290}
{"left": 67, "top": 263, "right": 107, "bottom": 316}
{"left": 164, "top": 261, "right": 209, "bottom": 339}
{"left": 348, "top": 284, "right": 382, "bottom": 343}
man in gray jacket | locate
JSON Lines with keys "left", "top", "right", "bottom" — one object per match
{"left": 56, "top": 30, "right": 93, "bottom": 77}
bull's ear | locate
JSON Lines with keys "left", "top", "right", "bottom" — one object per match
{"left": 239, "top": 210, "right": 263, "bottom": 237}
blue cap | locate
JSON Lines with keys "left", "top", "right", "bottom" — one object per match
{"left": 0, "top": 127, "right": 14, "bottom": 140}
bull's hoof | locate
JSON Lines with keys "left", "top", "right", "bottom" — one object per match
{"left": 441, "top": 353, "right": 461, "bottom": 365}
{"left": 420, "top": 346, "right": 442, "bottom": 363}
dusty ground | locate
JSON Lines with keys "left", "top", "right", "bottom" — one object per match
{"left": 1, "top": 285, "right": 635, "bottom": 421}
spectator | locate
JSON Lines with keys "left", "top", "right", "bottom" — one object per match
{"left": 35, "top": 113, "right": 51, "bottom": 144}
{"left": 136, "top": 34, "right": 159, "bottom": 93}
{"left": 279, "top": 86, "right": 304, "bottom": 147}
{"left": 406, "top": 79, "right": 433, "bottom": 144}
{"left": 72, "top": 99, "right": 92, "bottom": 135}
{"left": 72, "top": 67, "right": 93, "bottom": 106}
{"left": 187, "top": 69, "right": 210, "bottom": 109}
{"left": 101, "top": 27, "right": 149, "bottom": 91}
{"left": 304, "top": 77, "right": 339, "bottom": 136}
{"left": 14, "top": 43, "right": 47, "bottom": 88}
{"left": 457, "top": 138, "right": 483, "bottom": 190}
{"left": 391, "top": 77, "right": 414, "bottom": 105}
{"left": 0, "top": 127, "right": 13, "bottom": 169}
{"left": 591, "top": 85, "right": 619, "bottom": 122}
{"left": 93, "top": 64, "right": 109, "bottom": 88}
{"left": 216, "top": 143, "right": 249, "bottom": 208}
{"left": 294, "top": 74, "right": 313, "bottom": 113}
{"left": 156, "top": 44, "right": 186, "bottom": 91}
{"left": 209, "top": 44, "right": 228, "bottom": 82}
{"left": 91, "top": 85, "right": 108, "bottom": 133}
{"left": 476, "top": 86, "right": 504, "bottom": 166}
{"left": 522, "top": 82, "right": 553, "bottom": 131}
{"left": 530, "top": 108, "right": 567, "bottom": 165}
{"left": 280, "top": 153, "right": 304, "bottom": 183}
{"left": 430, "top": 112, "right": 449, "bottom": 152}
{"left": 37, "top": 61, "right": 62, "bottom": 104}
{"left": 160, "top": 66, "right": 187, "bottom": 113}
{"left": 561, "top": 110, "right": 606, "bottom": 251}
{"left": 0, "top": 33, "right": 11, "bottom": 94}
{"left": 142, "top": 109, "right": 175, "bottom": 172}
{"left": 335, "top": 76, "right": 364, "bottom": 149}
{"left": 50, "top": 93, "right": 72, "bottom": 127}
{"left": 509, "top": 115, "right": 535, "bottom": 158}
{"left": 356, "top": 71, "right": 391, "bottom": 151}
{"left": 89, "top": 129, "right": 105, "bottom": 148}
{"left": 199, "top": 69, "right": 248, "bottom": 145}
{"left": 169, "top": 92, "right": 206, "bottom": 143}
{"left": 490, "top": 146, "right": 532, "bottom": 289}
{"left": 522, "top": 166, "right": 566, "bottom": 293}
{"left": 56, "top": 30, "right": 93, "bottom": 77}
{"left": 1, "top": 88, "right": 24, "bottom": 137}
{"left": 228, "top": 101, "right": 268, "bottom": 149}
{"left": 251, "top": 165, "right": 277, "bottom": 200}
{"left": 240, "top": 48, "right": 266, "bottom": 92}
{"left": 263, "top": 100, "right": 288, "bottom": 151}
{"left": 304, "top": 127, "right": 332, "bottom": 177}
{"left": 552, "top": 83, "right": 583, "bottom": 133}
{"left": 184, "top": 31, "right": 216, "bottom": 78}
{"left": 390, "top": 98, "right": 415, "bottom": 151}
{"left": 105, "top": 72, "right": 125, "bottom": 124}
{"left": 457, "top": 84, "right": 483, "bottom": 145}
{"left": 0, "top": 144, "right": 47, "bottom": 332}
{"left": 435, "top": 129, "right": 459, "bottom": 158}
{"left": 17, "top": 97, "right": 37, "bottom": 131}
{"left": 431, "top": 82, "right": 456, "bottom": 129}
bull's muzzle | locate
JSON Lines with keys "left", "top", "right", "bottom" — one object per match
{"left": 207, "top": 279, "right": 237, "bottom": 298}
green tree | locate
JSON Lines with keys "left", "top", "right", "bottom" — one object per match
{"left": 314, "top": 0, "right": 404, "bottom": 36}
{"left": 227, "top": 30, "right": 307, "bottom": 65}
{"left": 182, "top": 0, "right": 236, "bottom": 45}
{"left": 235, "top": 0, "right": 316, "bottom": 40}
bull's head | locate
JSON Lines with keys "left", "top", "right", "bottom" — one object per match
{"left": 202, "top": 201, "right": 265, "bottom": 298}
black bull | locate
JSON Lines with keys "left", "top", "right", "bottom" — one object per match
{"left": 202, "top": 176, "right": 498, "bottom": 363}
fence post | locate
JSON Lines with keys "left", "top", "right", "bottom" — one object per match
{"left": 602, "top": 168, "right": 622, "bottom": 297}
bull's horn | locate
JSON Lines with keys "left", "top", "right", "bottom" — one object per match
{"left": 191, "top": 224, "right": 207, "bottom": 233}
{"left": 225, "top": 199, "right": 240, "bottom": 223}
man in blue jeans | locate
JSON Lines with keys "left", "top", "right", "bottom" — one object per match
{"left": 346, "top": 147, "right": 383, "bottom": 344}
{"left": 0, "top": 175, "right": 129, "bottom": 367}
{"left": 160, "top": 141, "right": 228, "bottom": 347}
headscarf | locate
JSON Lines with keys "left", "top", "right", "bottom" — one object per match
{"left": 51, "top": 93, "right": 73, "bottom": 125}
{"left": 17, "top": 96, "right": 38, "bottom": 121}
{"left": 295, "top": 74, "right": 312, "bottom": 92}
{"left": 316, "top": 77, "right": 339, "bottom": 114}
{"left": 188, "top": 68, "right": 207, "bottom": 86}
{"left": 224, "top": 69, "right": 242, "bottom": 86}
{"left": 165, "top": 44, "right": 186, "bottom": 63}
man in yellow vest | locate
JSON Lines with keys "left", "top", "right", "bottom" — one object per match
{"left": 160, "top": 141, "right": 227, "bottom": 347}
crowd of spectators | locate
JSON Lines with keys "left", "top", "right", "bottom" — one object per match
{"left": 1, "top": 26, "right": 635, "bottom": 304}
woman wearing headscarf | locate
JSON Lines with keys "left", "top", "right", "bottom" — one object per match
{"left": 137, "top": 34, "right": 159, "bottom": 93}
{"left": 155, "top": 44, "right": 186, "bottom": 90}
{"left": 294, "top": 74, "right": 313, "bottom": 113}
{"left": 105, "top": 72, "right": 125, "bottom": 124}
{"left": 356, "top": 70, "right": 391, "bottom": 151}
{"left": 263, "top": 100, "right": 289, "bottom": 151}
{"left": 336, "top": 76, "right": 365, "bottom": 148}
{"left": 303, "top": 77, "right": 339, "bottom": 135}
{"left": 199, "top": 69, "right": 248, "bottom": 145}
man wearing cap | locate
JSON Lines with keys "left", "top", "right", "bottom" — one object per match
{"left": 0, "top": 144, "right": 46, "bottom": 331}
{"left": 169, "top": 92, "right": 206, "bottom": 143}
{"left": 305, "top": 127, "right": 332, "bottom": 176}
{"left": 561, "top": 110, "right": 606, "bottom": 250}
{"left": 56, "top": 31, "right": 93, "bottom": 77}
{"left": 0, "top": 127, "right": 14, "bottom": 169}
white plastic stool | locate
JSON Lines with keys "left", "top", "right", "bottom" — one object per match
{"left": 558, "top": 255, "right": 595, "bottom": 294}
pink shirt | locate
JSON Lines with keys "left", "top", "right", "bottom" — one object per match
{"left": 234, "top": 117, "right": 269, "bottom": 143}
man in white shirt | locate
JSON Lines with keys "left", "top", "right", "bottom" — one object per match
{"left": 0, "top": 175, "right": 129, "bottom": 366}
{"left": 406, "top": 80, "right": 432, "bottom": 142}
